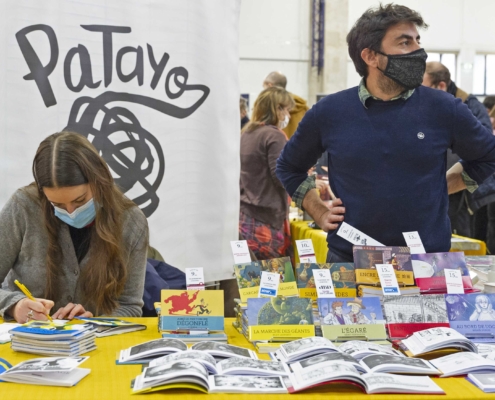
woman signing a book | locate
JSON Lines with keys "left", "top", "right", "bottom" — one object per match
{"left": 0, "top": 132, "right": 149, "bottom": 323}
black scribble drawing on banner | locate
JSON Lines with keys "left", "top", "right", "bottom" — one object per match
{"left": 15, "top": 24, "right": 210, "bottom": 217}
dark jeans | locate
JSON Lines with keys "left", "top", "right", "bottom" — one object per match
{"left": 472, "top": 202, "right": 495, "bottom": 254}
{"left": 326, "top": 249, "right": 354, "bottom": 263}
{"left": 448, "top": 191, "right": 472, "bottom": 237}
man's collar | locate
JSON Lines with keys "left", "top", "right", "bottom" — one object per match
{"left": 358, "top": 78, "right": 415, "bottom": 108}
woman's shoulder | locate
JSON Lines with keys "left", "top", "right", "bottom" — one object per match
{"left": 121, "top": 204, "right": 148, "bottom": 232}
{"left": 6, "top": 184, "right": 41, "bottom": 211}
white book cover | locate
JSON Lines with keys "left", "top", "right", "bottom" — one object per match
{"left": 430, "top": 352, "right": 495, "bottom": 377}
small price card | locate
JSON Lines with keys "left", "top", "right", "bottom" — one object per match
{"left": 402, "top": 231, "right": 426, "bottom": 254}
{"left": 445, "top": 268, "right": 464, "bottom": 294}
{"left": 185, "top": 268, "right": 205, "bottom": 290}
{"left": 337, "top": 222, "right": 384, "bottom": 246}
{"left": 258, "top": 271, "right": 280, "bottom": 297}
{"left": 295, "top": 239, "right": 317, "bottom": 263}
{"left": 376, "top": 264, "right": 401, "bottom": 296}
{"left": 230, "top": 240, "right": 251, "bottom": 264}
{"left": 313, "top": 269, "right": 336, "bottom": 298}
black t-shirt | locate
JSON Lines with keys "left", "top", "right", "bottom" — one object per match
{"left": 68, "top": 224, "right": 92, "bottom": 262}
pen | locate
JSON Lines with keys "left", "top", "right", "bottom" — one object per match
{"left": 14, "top": 279, "right": 54, "bottom": 322}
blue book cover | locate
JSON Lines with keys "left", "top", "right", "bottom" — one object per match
{"left": 317, "top": 297, "right": 385, "bottom": 325}
{"left": 445, "top": 293, "right": 495, "bottom": 342}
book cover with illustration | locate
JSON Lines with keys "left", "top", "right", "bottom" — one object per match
{"left": 411, "top": 252, "right": 473, "bottom": 293}
{"left": 234, "top": 258, "right": 298, "bottom": 302}
{"left": 296, "top": 263, "right": 356, "bottom": 299}
{"left": 353, "top": 246, "right": 414, "bottom": 286}
{"left": 159, "top": 290, "right": 224, "bottom": 332}
{"left": 445, "top": 293, "right": 495, "bottom": 342}
{"left": 245, "top": 297, "right": 315, "bottom": 341}
{"left": 317, "top": 297, "right": 387, "bottom": 342}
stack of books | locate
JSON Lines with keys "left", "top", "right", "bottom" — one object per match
{"left": 9, "top": 321, "right": 96, "bottom": 357}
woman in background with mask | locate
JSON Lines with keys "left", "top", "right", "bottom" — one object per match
{"left": 0, "top": 132, "right": 148, "bottom": 323}
{"left": 239, "top": 87, "right": 294, "bottom": 260}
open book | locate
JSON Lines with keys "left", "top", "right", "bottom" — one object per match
{"left": 131, "top": 360, "right": 287, "bottom": 394}
{"left": 359, "top": 354, "right": 439, "bottom": 375}
{"left": 286, "top": 361, "right": 444, "bottom": 394}
{"left": 401, "top": 327, "right": 477, "bottom": 356}
{"left": 467, "top": 373, "right": 495, "bottom": 393}
{"left": 337, "top": 340, "right": 404, "bottom": 360}
{"left": 118, "top": 338, "right": 188, "bottom": 364}
{"left": 274, "top": 337, "right": 339, "bottom": 363}
{"left": 429, "top": 352, "right": 495, "bottom": 377}
{"left": 0, "top": 356, "right": 89, "bottom": 386}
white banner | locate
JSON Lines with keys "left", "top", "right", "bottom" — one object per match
{"left": 0, "top": 0, "right": 240, "bottom": 281}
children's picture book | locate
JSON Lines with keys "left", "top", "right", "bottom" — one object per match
{"left": 76, "top": 317, "right": 146, "bottom": 337}
{"left": 246, "top": 297, "right": 313, "bottom": 326}
{"left": 132, "top": 359, "right": 288, "bottom": 394}
{"left": 400, "top": 327, "right": 477, "bottom": 356}
{"left": 317, "top": 297, "right": 387, "bottom": 342}
{"left": 383, "top": 294, "right": 448, "bottom": 324}
{"left": 274, "top": 337, "right": 339, "bottom": 363}
{"left": 159, "top": 290, "right": 224, "bottom": 332}
{"left": 286, "top": 362, "right": 444, "bottom": 394}
{"left": 215, "top": 357, "right": 291, "bottom": 376}
{"left": 359, "top": 354, "right": 440, "bottom": 375}
{"left": 191, "top": 341, "right": 258, "bottom": 360}
{"left": 0, "top": 356, "right": 89, "bottom": 386}
{"left": 289, "top": 351, "right": 366, "bottom": 374}
{"left": 430, "top": 352, "right": 495, "bottom": 377}
{"left": 445, "top": 293, "right": 495, "bottom": 342}
{"left": 233, "top": 259, "right": 298, "bottom": 302}
{"left": 467, "top": 372, "right": 495, "bottom": 393}
{"left": 318, "top": 297, "right": 384, "bottom": 325}
{"left": 411, "top": 252, "right": 473, "bottom": 293}
{"left": 148, "top": 350, "right": 218, "bottom": 374}
{"left": 118, "top": 338, "right": 188, "bottom": 364}
{"left": 337, "top": 340, "right": 405, "bottom": 360}
{"left": 353, "top": 246, "right": 414, "bottom": 286}
{"left": 9, "top": 321, "right": 96, "bottom": 357}
{"left": 296, "top": 263, "right": 356, "bottom": 298}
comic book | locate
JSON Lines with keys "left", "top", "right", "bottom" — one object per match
{"left": 296, "top": 263, "right": 356, "bottom": 299}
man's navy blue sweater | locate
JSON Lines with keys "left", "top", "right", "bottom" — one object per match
{"left": 276, "top": 85, "right": 495, "bottom": 259}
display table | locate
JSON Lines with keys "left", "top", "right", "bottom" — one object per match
{"left": 290, "top": 220, "right": 487, "bottom": 263}
{"left": 0, "top": 317, "right": 493, "bottom": 399}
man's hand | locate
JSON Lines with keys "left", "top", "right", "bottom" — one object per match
{"left": 12, "top": 297, "right": 54, "bottom": 323}
{"left": 302, "top": 189, "right": 345, "bottom": 232}
{"left": 446, "top": 162, "right": 467, "bottom": 194}
{"left": 51, "top": 303, "right": 93, "bottom": 320}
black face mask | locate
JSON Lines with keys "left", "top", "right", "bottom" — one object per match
{"left": 376, "top": 48, "right": 428, "bottom": 90}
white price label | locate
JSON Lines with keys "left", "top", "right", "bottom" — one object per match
{"left": 185, "top": 268, "right": 205, "bottom": 290}
{"left": 402, "top": 231, "right": 426, "bottom": 254}
{"left": 295, "top": 239, "right": 317, "bottom": 263}
{"left": 445, "top": 268, "right": 464, "bottom": 294}
{"left": 258, "top": 271, "right": 280, "bottom": 297}
{"left": 376, "top": 264, "right": 401, "bottom": 296}
{"left": 230, "top": 240, "right": 251, "bottom": 264}
{"left": 337, "top": 222, "right": 384, "bottom": 246}
{"left": 313, "top": 269, "right": 336, "bottom": 298}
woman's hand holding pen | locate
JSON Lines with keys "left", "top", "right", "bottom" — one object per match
{"left": 12, "top": 297, "right": 54, "bottom": 323}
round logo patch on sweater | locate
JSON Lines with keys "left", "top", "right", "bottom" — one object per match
{"left": 417, "top": 132, "right": 425, "bottom": 139}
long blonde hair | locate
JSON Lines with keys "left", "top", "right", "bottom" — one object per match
{"left": 32, "top": 132, "right": 139, "bottom": 315}
{"left": 242, "top": 87, "right": 294, "bottom": 133}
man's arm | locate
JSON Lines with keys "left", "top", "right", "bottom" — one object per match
{"left": 302, "top": 189, "right": 345, "bottom": 232}
{"left": 446, "top": 162, "right": 467, "bottom": 194}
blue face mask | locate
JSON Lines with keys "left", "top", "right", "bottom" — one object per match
{"left": 53, "top": 198, "right": 96, "bottom": 229}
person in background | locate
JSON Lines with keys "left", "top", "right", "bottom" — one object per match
{"left": 240, "top": 96, "right": 250, "bottom": 129}
{"left": 484, "top": 96, "right": 495, "bottom": 134}
{"left": 423, "top": 61, "right": 495, "bottom": 240}
{"left": 0, "top": 132, "right": 148, "bottom": 322}
{"left": 263, "top": 71, "right": 309, "bottom": 139}
{"left": 276, "top": 3, "right": 495, "bottom": 263}
{"left": 240, "top": 87, "right": 294, "bottom": 260}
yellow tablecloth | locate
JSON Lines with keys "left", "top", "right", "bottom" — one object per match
{"left": 291, "top": 220, "right": 487, "bottom": 263}
{"left": 0, "top": 318, "right": 493, "bottom": 399}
